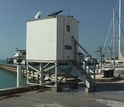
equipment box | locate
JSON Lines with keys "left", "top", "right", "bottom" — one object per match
{"left": 26, "top": 15, "right": 79, "bottom": 62}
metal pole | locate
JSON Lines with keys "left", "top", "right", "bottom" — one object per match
{"left": 55, "top": 63, "right": 58, "bottom": 87}
{"left": 83, "top": 61, "right": 85, "bottom": 69}
{"left": 15, "top": 51, "right": 22, "bottom": 87}
{"left": 17, "top": 63, "right": 21, "bottom": 87}
{"left": 93, "top": 60, "right": 96, "bottom": 82}
{"left": 86, "top": 66, "right": 89, "bottom": 74}
{"left": 75, "top": 40, "right": 76, "bottom": 61}
{"left": 108, "top": 46, "right": 112, "bottom": 68}
{"left": 118, "top": 0, "right": 122, "bottom": 59}
{"left": 39, "top": 63, "right": 44, "bottom": 85}
{"left": 71, "top": 36, "right": 91, "bottom": 57}
{"left": 26, "top": 62, "right": 29, "bottom": 84}
{"left": 113, "top": 8, "right": 116, "bottom": 68}
{"left": 113, "top": 9, "right": 116, "bottom": 60}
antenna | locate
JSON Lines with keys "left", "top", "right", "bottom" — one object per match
{"left": 35, "top": 11, "right": 42, "bottom": 19}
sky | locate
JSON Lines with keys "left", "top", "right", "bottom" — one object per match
{"left": 0, "top": 0, "right": 124, "bottom": 59}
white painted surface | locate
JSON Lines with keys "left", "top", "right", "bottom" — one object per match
{"left": 26, "top": 15, "right": 79, "bottom": 62}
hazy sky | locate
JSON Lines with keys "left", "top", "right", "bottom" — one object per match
{"left": 0, "top": 0, "right": 124, "bottom": 59}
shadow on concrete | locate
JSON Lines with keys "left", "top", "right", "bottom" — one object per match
{"left": 78, "top": 82, "right": 124, "bottom": 92}
{"left": 0, "top": 94, "right": 21, "bottom": 100}
{"left": 96, "top": 82, "right": 124, "bottom": 92}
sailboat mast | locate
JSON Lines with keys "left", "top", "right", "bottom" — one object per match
{"left": 113, "top": 8, "right": 116, "bottom": 60}
{"left": 118, "top": 0, "right": 122, "bottom": 59}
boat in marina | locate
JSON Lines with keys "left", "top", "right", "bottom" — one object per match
{"left": 98, "top": 0, "right": 124, "bottom": 75}
{"left": 7, "top": 49, "right": 26, "bottom": 65}
{"left": 6, "top": 58, "right": 15, "bottom": 63}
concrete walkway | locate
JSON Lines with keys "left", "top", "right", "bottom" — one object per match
{"left": 0, "top": 80, "right": 124, "bottom": 107}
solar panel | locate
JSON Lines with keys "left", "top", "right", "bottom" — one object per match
{"left": 48, "top": 10, "right": 63, "bottom": 16}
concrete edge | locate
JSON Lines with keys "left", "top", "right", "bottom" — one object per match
{"left": 0, "top": 85, "right": 42, "bottom": 96}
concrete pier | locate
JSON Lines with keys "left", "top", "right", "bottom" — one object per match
{"left": 0, "top": 64, "right": 27, "bottom": 75}
{"left": 0, "top": 64, "right": 17, "bottom": 74}
{"left": 0, "top": 85, "right": 42, "bottom": 96}
{"left": 0, "top": 64, "right": 37, "bottom": 80}
{"left": 0, "top": 80, "right": 124, "bottom": 107}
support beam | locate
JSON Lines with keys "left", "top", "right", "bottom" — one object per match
{"left": 54, "top": 63, "right": 58, "bottom": 87}
{"left": 39, "top": 63, "right": 44, "bottom": 84}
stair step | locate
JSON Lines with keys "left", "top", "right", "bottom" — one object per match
{"left": 86, "top": 78, "right": 95, "bottom": 84}
{"left": 68, "top": 61, "right": 96, "bottom": 91}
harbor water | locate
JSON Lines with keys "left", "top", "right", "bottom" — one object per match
{"left": 0, "top": 59, "right": 27, "bottom": 89}
{"left": 0, "top": 59, "right": 96, "bottom": 90}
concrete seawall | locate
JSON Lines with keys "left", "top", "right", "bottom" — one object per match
{"left": 0, "top": 63, "right": 39, "bottom": 80}
{"left": 0, "top": 64, "right": 44, "bottom": 96}
{"left": 0, "top": 85, "right": 42, "bottom": 96}
{"left": 0, "top": 63, "right": 26, "bottom": 74}
{"left": 0, "top": 64, "right": 17, "bottom": 73}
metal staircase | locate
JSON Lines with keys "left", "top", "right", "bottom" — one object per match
{"left": 68, "top": 61, "right": 96, "bottom": 92}
{"left": 70, "top": 36, "right": 96, "bottom": 92}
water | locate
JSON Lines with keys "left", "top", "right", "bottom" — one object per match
{"left": 0, "top": 59, "right": 27, "bottom": 89}
{"left": 0, "top": 60, "right": 95, "bottom": 90}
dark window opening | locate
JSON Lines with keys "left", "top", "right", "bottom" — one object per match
{"left": 66, "top": 25, "right": 70, "bottom": 32}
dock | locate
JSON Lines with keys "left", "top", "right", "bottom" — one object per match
{"left": 0, "top": 63, "right": 121, "bottom": 82}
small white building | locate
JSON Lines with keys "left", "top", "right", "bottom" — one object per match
{"left": 26, "top": 15, "right": 79, "bottom": 63}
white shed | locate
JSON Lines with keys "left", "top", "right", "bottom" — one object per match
{"left": 26, "top": 15, "right": 79, "bottom": 62}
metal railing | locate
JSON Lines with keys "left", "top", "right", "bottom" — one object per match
{"left": 71, "top": 36, "right": 91, "bottom": 57}
{"left": 71, "top": 36, "right": 96, "bottom": 79}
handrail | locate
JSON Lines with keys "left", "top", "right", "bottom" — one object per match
{"left": 71, "top": 36, "right": 91, "bottom": 57}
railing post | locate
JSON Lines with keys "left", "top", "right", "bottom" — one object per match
{"left": 93, "top": 60, "right": 96, "bottom": 82}
{"left": 15, "top": 51, "right": 22, "bottom": 87}
{"left": 17, "top": 62, "right": 22, "bottom": 87}
{"left": 71, "top": 36, "right": 91, "bottom": 58}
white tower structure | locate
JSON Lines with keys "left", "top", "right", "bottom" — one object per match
{"left": 26, "top": 11, "right": 96, "bottom": 92}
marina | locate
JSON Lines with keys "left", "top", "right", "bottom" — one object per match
{"left": 0, "top": 1, "right": 124, "bottom": 107}
{"left": 0, "top": 63, "right": 124, "bottom": 107}
{"left": 0, "top": 60, "right": 123, "bottom": 89}
{"left": 1, "top": 1, "right": 124, "bottom": 92}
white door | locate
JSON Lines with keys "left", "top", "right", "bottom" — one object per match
{"left": 63, "top": 19, "right": 75, "bottom": 60}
